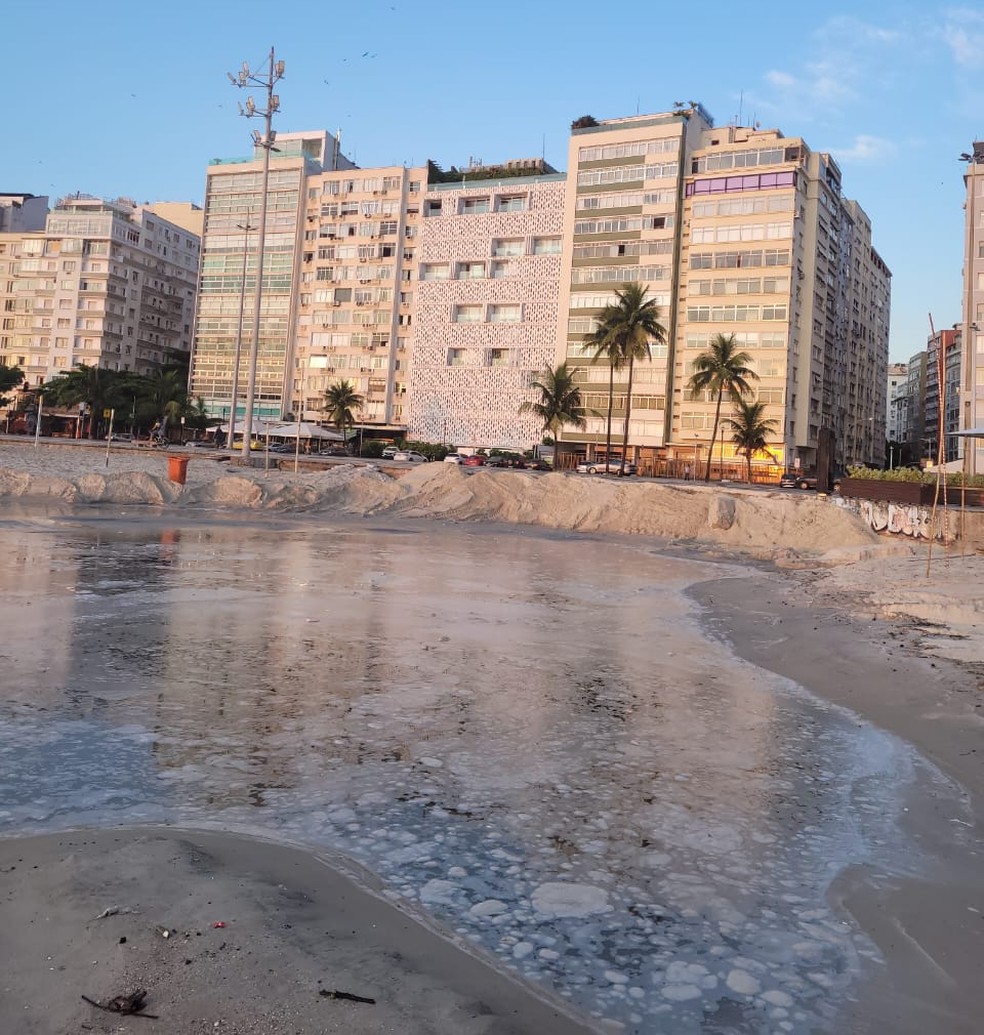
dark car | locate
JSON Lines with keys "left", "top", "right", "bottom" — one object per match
{"left": 779, "top": 471, "right": 800, "bottom": 488}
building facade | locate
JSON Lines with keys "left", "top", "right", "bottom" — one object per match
{"left": 555, "top": 110, "right": 890, "bottom": 475}
{"left": 406, "top": 171, "right": 566, "bottom": 449}
{"left": 924, "top": 328, "right": 962, "bottom": 464}
{"left": 0, "top": 193, "right": 48, "bottom": 233}
{"left": 886, "top": 361, "right": 908, "bottom": 443}
{"left": 0, "top": 195, "right": 199, "bottom": 387}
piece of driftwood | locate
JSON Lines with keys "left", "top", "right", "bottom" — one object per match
{"left": 81, "top": 989, "right": 159, "bottom": 1018}
{"left": 319, "top": 988, "right": 376, "bottom": 1004}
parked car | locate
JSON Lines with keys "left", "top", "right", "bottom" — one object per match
{"left": 462, "top": 454, "right": 485, "bottom": 467}
{"left": 576, "top": 459, "right": 637, "bottom": 476}
{"left": 779, "top": 470, "right": 800, "bottom": 488}
{"left": 393, "top": 450, "right": 428, "bottom": 463}
{"left": 106, "top": 432, "right": 134, "bottom": 442}
{"left": 483, "top": 455, "right": 508, "bottom": 468}
{"left": 381, "top": 446, "right": 399, "bottom": 460}
{"left": 443, "top": 453, "right": 464, "bottom": 464}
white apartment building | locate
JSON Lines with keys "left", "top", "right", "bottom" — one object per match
{"left": 0, "top": 195, "right": 199, "bottom": 386}
{"left": 886, "top": 361, "right": 908, "bottom": 442}
{"left": 0, "top": 193, "right": 48, "bottom": 232}
{"left": 406, "top": 170, "right": 567, "bottom": 450}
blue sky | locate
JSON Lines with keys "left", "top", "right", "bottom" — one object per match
{"left": 6, "top": 0, "right": 983, "bottom": 361}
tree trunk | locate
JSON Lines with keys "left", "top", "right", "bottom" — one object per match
{"left": 604, "top": 360, "right": 614, "bottom": 464}
{"left": 619, "top": 356, "right": 635, "bottom": 476}
{"left": 745, "top": 450, "right": 752, "bottom": 483}
{"left": 704, "top": 387, "right": 724, "bottom": 482}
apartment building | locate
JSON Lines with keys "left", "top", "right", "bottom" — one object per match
{"left": 960, "top": 144, "right": 984, "bottom": 474}
{"left": 886, "top": 361, "right": 908, "bottom": 442}
{"left": 406, "top": 168, "right": 567, "bottom": 449}
{"left": 924, "top": 327, "right": 962, "bottom": 464}
{"left": 0, "top": 195, "right": 199, "bottom": 387}
{"left": 292, "top": 163, "right": 426, "bottom": 429}
{"left": 0, "top": 193, "right": 48, "bottom": 232}
{"left": 556, "top": 109, "right": 890, "bottom": 474}
{"left": 189, "top": 130, "right": 426, "bottom": 430}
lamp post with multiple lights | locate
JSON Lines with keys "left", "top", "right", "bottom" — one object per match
{"left": 226, "top": 215, "right": 256, "bottom": 451}
{"left": 227, "top": 48, "right": 284, "bottom": 462}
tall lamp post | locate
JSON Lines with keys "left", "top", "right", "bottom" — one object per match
{"left": 227, "top": 215, "right": 256, "bottom": 452}
{"left": 228, "top": 48, "right": 284, "bottom": 463}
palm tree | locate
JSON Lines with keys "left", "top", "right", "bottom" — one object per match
{"left": 725, "top": 397, "right": 778, "bottom": 483}
{"left": 587, "top": 308, "right": 623, "bottom": 468}
{"left": 519, "top": 362, "right": 586, "bottom": 465}
{"left": 687, "top": 333, "right": 758, "bottom": 481}
{"left": 596, "top": 284, "right": 666, "bottom": 476}
{"left": 323, "top": 379, "right": 364, "bottom": 445}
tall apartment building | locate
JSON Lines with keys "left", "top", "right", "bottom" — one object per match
{"left": 189, "top": 130, "right": 427, "bottom": 430}
{"left": 924, "top": 327, "right": 962, "bottom": 463}
{"left": 0, "top": 195, "right": 199, "bottom": 386}
{"left": 406, "top": 169, "right": 567, "bottom": 449}
{"left": 886, "top": 361, "right": 908, "bottom": 442}
{"left": 960, "top": 144, "right": 984, "bottom": 473}
{"left": 556, "top": 109, "right": 890, "bottom": 473}
{"left": 0, "top": 193, "right": 48, "bottom": 232}
{"left": 292, "top": 163, "right": 425, "bottom": 429}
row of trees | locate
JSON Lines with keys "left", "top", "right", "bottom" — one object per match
{"left": 3, "top": 354, "right": 208, "bottom": 439}
{"left": 521, "top": 285, "right": 777, "bottom": 480}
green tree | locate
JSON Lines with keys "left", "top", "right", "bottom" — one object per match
{"left": 687, "top": 333, "right": 758, "bottom": 481}
{"left": 42, "top": 364, "right": 123, "bottom": 438}
{"left": 724, "top": 397, "right": 778, "bottom": 483}
{"left": 0, "top": 364, "right": 25, "bottom": 409}
{"left": 595, "top": 284, "right": 666, "bottom": 476}
{"left": 323, "top": 379, "right": 364, "bottom": 444}
{"left": 519, "top": 363, "right": 586, "bottom": 464}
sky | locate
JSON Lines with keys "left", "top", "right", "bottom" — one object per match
{"left": 5, "top": 0, "right": 983, "bottom": 362}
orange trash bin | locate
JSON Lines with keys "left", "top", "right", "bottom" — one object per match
{"left": 167, "top": 455, "right": 190, "bottom": 485}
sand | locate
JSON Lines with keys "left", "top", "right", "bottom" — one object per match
{"left": 2, "top": 437, "right": 984, "bottom": 1034}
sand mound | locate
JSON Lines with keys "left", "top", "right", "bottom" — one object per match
{"left": 0, "top": 453, "right": 880, "bottom": 559}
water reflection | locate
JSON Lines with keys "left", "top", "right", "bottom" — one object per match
{"left": 0, "top": 514, "right": 967, "bottom": 1033}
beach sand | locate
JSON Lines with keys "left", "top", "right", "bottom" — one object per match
{"left": 0, "top": 828, "right": 590, "bottom": 1035}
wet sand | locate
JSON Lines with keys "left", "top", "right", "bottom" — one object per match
{"left": 694, "top": 565, "right": 984, "bottom": 1035}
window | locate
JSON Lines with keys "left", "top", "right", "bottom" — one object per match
{"left": 489, "top": 348, "right": 509, "bottom": 366}
{"left": 495, "top": 195, "right": 527, "bottom": 213}
{"left": 456, "top": 261, "right": 486, "bottom": 280}
{"left": 491, "top": 239, "right": 524, "bottom": 257}
{"left": 453, "top": 305, "right": 483, "bottom": 323}
{"left": 419, "top": 263, "right": 450, "bottom": 281}
{"left": 490, "top": 261, "right": 509, "bottom": 279}
{"left": 448, "top": 348, "right": 467, "bottom": 365}
{"left": 531, "top": 237, "right": 562, "bottom": 256}
{"left": 424, "top": 200, "right": 443, "bottom": 216}
{"left": 489, "top": 304, "right": 521, "bottom": 323}
{"left": 459, "top": 197, "right": 490, "bottom": 215}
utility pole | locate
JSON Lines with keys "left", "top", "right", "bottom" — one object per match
{"left": 228, "top": 214, "right": 257, "bottom": 452}
{"left": 228, "top": 48, "right": 284, "bottom": 462}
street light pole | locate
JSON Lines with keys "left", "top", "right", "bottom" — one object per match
{"left": 228, "top": 215, "right": 256, "bottom": 453}
{"left": 228, "top": 48, "right": 284, "bottom": 463}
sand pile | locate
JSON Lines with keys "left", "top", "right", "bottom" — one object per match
{"left": 0, "top": 445, "right": 885, "bottom": 560}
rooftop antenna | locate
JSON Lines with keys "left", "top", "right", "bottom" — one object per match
{"left": 636, "top": 95, "right": 640, "bottom": 115}
{"left": 738, "top": 90, "right": 743, "bottom": 126}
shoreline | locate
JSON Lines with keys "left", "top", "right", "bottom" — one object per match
{"left": 691, "top": 565, "right": 984, "bottom": 1034}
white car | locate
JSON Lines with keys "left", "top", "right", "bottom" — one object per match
{"left": 443, "top": 453, "right": 464, "bottom": 464}
{"left": 576, "top": 459, "right": 637, "bottom": 476}
{"left": 393, "top": 450, "right": 428, "bottom": 463}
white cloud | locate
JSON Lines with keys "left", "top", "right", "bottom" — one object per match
{"left": 940, "top": 8, "right": 984, "bottom": 67}
{"left": 749, "top": 15, "right": 906, "bottom": 121}
{"left": 829, "top": 135, "right": 897, "bottom": 164}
